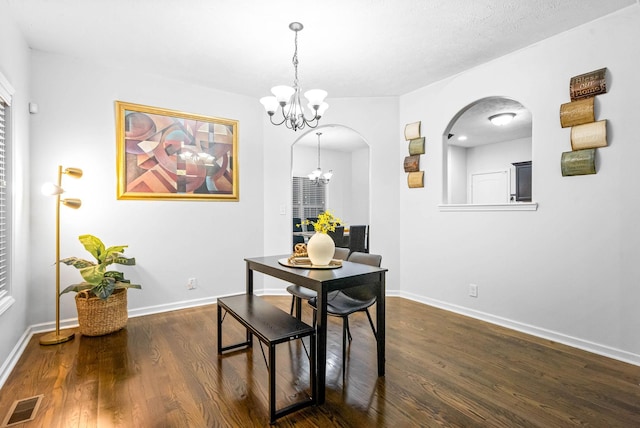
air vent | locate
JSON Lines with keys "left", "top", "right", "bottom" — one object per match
{"left": 1, "top": 394, "right": 43, "bottom": 427}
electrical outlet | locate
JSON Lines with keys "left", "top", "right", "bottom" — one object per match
{"left": 469, "top": 283, "right": 478, "bottom": 298}
{"left": 188, "top": 278, "right": 197, "bottom": 290}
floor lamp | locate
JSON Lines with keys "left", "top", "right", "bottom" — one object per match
{"left": 39, "top": 165, "right": 82, "bottom": 346}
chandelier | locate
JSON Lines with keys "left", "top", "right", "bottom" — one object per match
{"left": 260, "top": 22, "right": 329, "bottom": 131}
{"left": 308, "top": 132, "right": 332, "bottom": 185}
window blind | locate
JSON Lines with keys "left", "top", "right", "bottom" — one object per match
{"left": 0, "top": 100, "right": 7, "bottom": 299}
{"left": 292, "top": 176, "right": 326, "bottom": 221}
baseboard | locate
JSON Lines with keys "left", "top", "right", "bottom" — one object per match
{"left": 127, "top": 296, "right": 219, "bottom": 319}
{"left": 399, "top": 291, "right": 640, "bottom": 367}
{"left": 0, "top": 327, "right": 34, "bottom": 389}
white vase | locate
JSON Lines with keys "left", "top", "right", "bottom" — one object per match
{"left": 307, "top": 232, "right": 335, "bottom": 266}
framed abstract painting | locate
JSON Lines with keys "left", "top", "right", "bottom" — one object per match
{"left": 115, "top": 101, "right": 239, "bottom": 201}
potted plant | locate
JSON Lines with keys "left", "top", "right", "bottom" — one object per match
{"left": 60, "top": 234, "right": 141, "bottom": 336}
{"left": 302, "top": 210, "right": 342, "bottom": 265}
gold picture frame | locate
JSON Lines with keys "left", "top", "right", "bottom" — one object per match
{"left": 115, "top": 101, "right": 239, "bottom": 201}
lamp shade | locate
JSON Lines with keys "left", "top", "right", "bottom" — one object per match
{"left": 259, "top": 96, "right": 279, "bottom": 114}
{"left": 308, "top": 168, "right": 322, "bottom": 180}
{"left": 61, "top": 198, "right": 82, "bottom": 209}
{"left": 41, "top": 182, "right": 64, "bottom": 196}
{"left": 271, "top": 85, "right": 295, "bottom": 104}
{"left": 64, "top": 167, "right": 83, "bottom": 178}
{"left": 304, "top": 89, "right": 328, "bottom": 107}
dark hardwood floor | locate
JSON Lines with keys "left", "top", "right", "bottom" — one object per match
{"left": 1, "top": 296, "right": 639, "bottom": 427}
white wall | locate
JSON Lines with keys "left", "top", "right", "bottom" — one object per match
{"left": 350, "top": 146, "right": 370, "bottom": 225}
{"left": 447, "top": 144, "right": 467, "bottom": 204}
{"left": 27, "top": 51, "right": 265, "bottom": 325}
{"left": 399, "top": 5, "right": 640, "bottom": 363}
{"left": 0, "top": 1, "right": 32, "bottom": 382}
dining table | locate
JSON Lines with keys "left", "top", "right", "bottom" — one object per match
{"left": 244, "top": 255, "right": 387, "bottom": 405}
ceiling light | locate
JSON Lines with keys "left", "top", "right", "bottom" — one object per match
{"left": 260, "top": 22, "right": 328, "bottom": 132}
{"left": 489, "top": 112, "right": 516, "bottom": 126}
{"left": 308, "top": 132, "right": 332, "bottom": 185}
{"left": 457, "top": 135, "right": 468, "bottom": 141}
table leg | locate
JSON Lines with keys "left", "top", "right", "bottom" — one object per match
{"left": 295, "top": 296, "right": 302, "bottom": 320}
{"left": 245, "top": 262, "right": 254, "bottom": 344}
{"left": 316, "top": 287, "right": 328, "bottom": 404}
{"left": 376, "top": 272, "right": 386, "bottom": 376}
{"left": 246, "top": 262, "right": 254, "bottom": 294}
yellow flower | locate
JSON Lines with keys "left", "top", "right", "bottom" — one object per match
{"left": 303, "top": 210, "right": 342, "bottom": 234}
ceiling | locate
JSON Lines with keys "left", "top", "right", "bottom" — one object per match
{"left": 5, "top": 0, "right": 635, "bottom": 99}
{"left": 448, "top": 97, "right": 532, "bottom": 148}
{"left": 3, "top": 0, "right": 634, "bottom": 150}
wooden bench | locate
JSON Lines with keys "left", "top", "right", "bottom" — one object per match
{"left": 217, "top": 294, "right": 316, "bottom": 424}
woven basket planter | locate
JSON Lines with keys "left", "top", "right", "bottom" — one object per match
{"left": 75, "top": 288, "right": 128, "bottom": 336}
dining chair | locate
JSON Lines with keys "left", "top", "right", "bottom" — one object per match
{"left": 327, "top": 225, "right": 345, "bottom": 247}
{"left": 287, "top": 247, "right": 350, "bottom": 319}
{"left": 308, "top": 251, "right": 382, "bottom": 378}
{"left": 347, "top": 225, "right": 368, "bottom": 254}
{"left": 292, "top": 217, "right": 305, "bottom": 250}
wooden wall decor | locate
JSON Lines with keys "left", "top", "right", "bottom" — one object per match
{"left": 403, "top": 121, "right": 425, "bottom": 188}
{"left": 403, "top": 155, "right": 420, "bottom": 172}
{"left": 404, "top": 122, "right": 421, "bottom": 140}
{"left": 570, "top": 68, "right": 607, "bottom": 101}
{"left": 407, "top": 171, "right": 424, "bottom": 188}
{"left": 570, "top": 120, "right": 607, "bottom": 150}
{"left": 560, "top": 97, "right": 595, "bottom": 128}
{"left": 559, "top": 67, "right": 609, "bottom": 177}
{"left": 408, "top": 137, "right": 425, "bottom": 155}
{"left": 561, "top": 149, "right": 596, "bottom": 176}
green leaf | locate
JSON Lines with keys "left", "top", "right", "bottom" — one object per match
{"left": 78, "top": 234, "right": 106, "bottom": 263}
{"left": 60, "top": 283, "right": 93, "bottom": 295}
{"left": 115, "top": 282, "right": 141, "bottom": 290}
{"left": 105, "top": 245, "right": 128, "bottom": 255}
{"left": 78, "top": 264, "right": 106, "bottom": 285}
{"left": 104, "top": 271, "right": 125, "bottom": 281}
{"left": 60, "top": 257, "right": 96, "bottom": 270}
{"left": 113, "top": 256, "right": 135, "bottom": 266}
{"left": 93, "top": 277, "right": 116, "bottom": 300}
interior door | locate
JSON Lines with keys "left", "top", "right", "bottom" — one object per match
{"left": 471, "top": 170, "right": 509, "bottom": 203}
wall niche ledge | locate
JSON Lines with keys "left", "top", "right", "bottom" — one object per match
{"left": 438, "top": 203, "right": 538, "bottom": 212}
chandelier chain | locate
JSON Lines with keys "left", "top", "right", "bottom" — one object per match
{"left": 317, "top": 133, "right": 321, "bottom": 168}
{"left": 293, "top": 30, "right": 299, "bottom": 89}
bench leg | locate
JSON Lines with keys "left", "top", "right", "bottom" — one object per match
{"left": 269, "top": 343, "right": 277, "bottom": 424}
{"left": 217, "top": 304, "right": 253, "bottom": 354}
{"left": 217, "top": 304, "right": 222, "bottom": 354}
{"left": 310, "top": 332, "right": 317, "bottom": 406}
